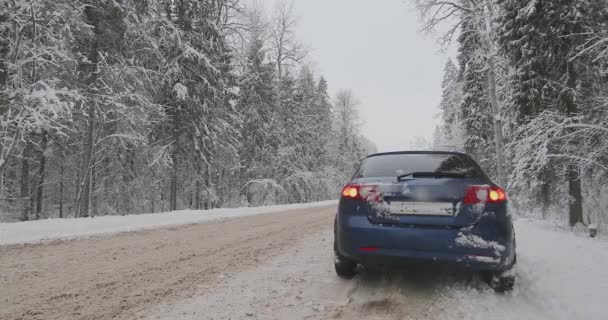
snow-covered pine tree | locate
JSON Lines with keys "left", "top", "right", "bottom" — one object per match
{"left": 496, "top": 0, "right": 558, "bottom": 214}
{"left": 332, "top": 89, "right": 367, "bottom": 182}
{"left": 274, "top": 70, "right": 299, "bottom": 175}
{"left": 279, "top": 68, "right": 336, "bottom": 203}
{"left": 238, "top": 33, "right": 284, "bottom": 205}
{"left": 497, "top": 0, "right": 603, "bottom": 225}
{"left": 72, "top": 0, "right": 127, "bottom": 217}
{"left": 314, "top": 76, "right": 334, "bottom": 168}
{"left": 416, "top": 0, "right": 508, "bottom": 186}
{"left": 151, "top": 0, "right": 240, "bottom": 211}
{"left": 293, "top": 66, "right": 321, "bottom": 169}
{"left": 457, "top": 20, "right": 497, "bottom": 178}
{"left": 434, "top": 60, "right": 464, "bottom": 151}
{"left": 0, "top": 0, "right": 87, "bottom": 220}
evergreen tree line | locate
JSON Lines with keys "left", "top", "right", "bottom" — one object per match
{"left": 422, "top": 0, "right": 608, "bottom": 227}
{"left": 0, "top": 0, "right": 373, "bottom": 221}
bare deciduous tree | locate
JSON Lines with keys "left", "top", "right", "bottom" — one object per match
{"left": 270, "top": 1, "right": 307, "bottom": 80}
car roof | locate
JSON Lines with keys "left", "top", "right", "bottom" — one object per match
{"left": 365, "top": 150, "right": 472, "bottom": 159}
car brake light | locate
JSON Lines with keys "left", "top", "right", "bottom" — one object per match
{"left": 463, "top": 185, "right": 507, "bottom": 204}
{"left": 341, "top": 184, "right": 381, "bottom": 202}
{"left": 341, "top": 185, "right": 360, "bottom": 199}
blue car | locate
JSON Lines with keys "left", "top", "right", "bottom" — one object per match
{"left": 334, "top": 151, "right": 516, "bottom": 291}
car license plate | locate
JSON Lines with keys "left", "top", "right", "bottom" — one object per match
{"left": 389, "top": 201, "right": 453, "bottom": 215}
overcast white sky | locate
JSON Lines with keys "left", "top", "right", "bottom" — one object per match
{"left": 254, "top": 0, "right": 454, "bottom": 152}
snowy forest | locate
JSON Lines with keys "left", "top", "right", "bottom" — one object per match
{"left": 423, "top": 0, "right": 608, "bottom": 228}
{"left": 2, "top": 0, "right": 607, "bottom": 227}
{"left": 0, "top": 0, "right": 374, "bottom": 221}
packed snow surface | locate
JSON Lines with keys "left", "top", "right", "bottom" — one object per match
{"left": 143, "top": 217, "right": 608, "bottom": 319}
{"left": 0, "top": 200, "right": 336, "bottom": 245}
{"left": 437, "top": 218, "right": 608, "bottom": 320}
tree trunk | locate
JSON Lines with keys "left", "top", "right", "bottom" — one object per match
{"left": 160, "top": 179, "right": 166, "bottom": 212}
{"left": 59, "top": 161, "right": 64, "bottom": 218}
{"left": 206, "top": 163, "right": 213, "bottom": 208}
{"left": 486, "top": 57, "right": 507, "bottom": 187}
{"left": 0, "top": 166, "right": 4, "bottom": 203}
{"left": 480, "top": 3, "right": 506, "bottom": 186}
{"left": 169, "top": 109, "right": 179, "bottom": 212}
{"left": 0, "top": 11, "right": 7, "bottom": 89}
{"left": 170, "top": 158, "right": 177, "bottom": 211}
{"left": 541, "top": 165, "right": 552, "bottom": 219}
{"left": 20, "top": 143, "right": 31, "bottom": 221}
{"left": 151, "top": 184, "right": 156, "bottom": 214}
{"left": 195, "top": 179, "right": 201, "bottom": 210}
{"left": 29, "top": 182, "right": 36, "bottom": 220}
{"left": 35, "top": 132, "right": 48, "bottom": 220}
{"left": 564, "top": 61, "right": 584, "bottom": 226}
{"left": 568, "top": 166, "right": 584, "bottom": 226}
{"left": 277, "top": 56, "right": 282, "bottom": 81}
{"left": 91, "top": 164, "right": 97, "bottom": 217}
{"left": 79, "top": 103, "right": 95, "bottom": 218}
{"left": 77, "top": 4, "right": 102, "bottom": 218}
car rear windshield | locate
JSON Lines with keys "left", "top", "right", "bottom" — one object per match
{"left": 355, "top": 153, "right": 488, "bottom": 179}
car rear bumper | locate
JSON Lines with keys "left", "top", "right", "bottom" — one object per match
{"left": 335, "top": 215, "right": 514, "bottom": 272}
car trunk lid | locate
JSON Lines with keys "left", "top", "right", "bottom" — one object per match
{"left": 355, "top": 177, "right": 487, "bottom": 228}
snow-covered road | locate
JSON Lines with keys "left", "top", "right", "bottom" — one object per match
{"left": 142, "top": 218, "right": 608, "bottom": 320}
{"left": 2, "top": 204, "right": 608, "bottom": 320}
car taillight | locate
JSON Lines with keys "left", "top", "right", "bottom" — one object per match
{"left": 341, "top": 184, "right": 381, "bottom": 202}
{"left": 341, "top": 185, "right": 360, "bottom": 199}
{"left": 463, "top": 185, "right": 507, "bottom": 204}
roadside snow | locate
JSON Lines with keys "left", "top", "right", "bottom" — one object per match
{"left": 0, "top": 200, "right": 337, "bottom": 245}
{"left": 437, "top": 218, "right": 608, "bottom": 320}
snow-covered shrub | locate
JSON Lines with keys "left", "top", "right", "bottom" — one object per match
{"left": 243, "top": 179, "right": 288, "bottom": 207}
{"left": 221, "top": 195, "right": 250, "bottom": 209}
{"left": 281, "top": 169, "right": 342, "bottom": 203}
{"left": 199, "top": 187, "right": 220, "bottom": 209}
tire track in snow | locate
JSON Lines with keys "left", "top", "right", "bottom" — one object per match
{"left": 325, "top": 267, "right": 458, "bottom": 320}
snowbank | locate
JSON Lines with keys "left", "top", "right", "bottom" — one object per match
{"left": 0, "top": 200, "right": 337, "bottom": 245}
{"left": 438, "top": 218, "right": 608, "bottom": 320}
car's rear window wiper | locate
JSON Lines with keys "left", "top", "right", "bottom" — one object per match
{"left": 396, "top": 171, "right": 466, "bottom": 180}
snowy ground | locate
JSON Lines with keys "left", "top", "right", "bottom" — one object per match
{"left": 434, "top": 218, "right": 608, "bottom": 320}
{"left": 142, "top": 217, "right": 608, "bottom": 320}
{"left": 0, "top": 200, "right": 336, "bottom": 245}
{"left": 3, "top": 204, "right": 608, "bottom": 319}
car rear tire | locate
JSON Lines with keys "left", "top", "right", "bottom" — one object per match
{"left": 334, "top": 252, "right": 357, "bottom": 279}
{"left": 483, "top": 257, "right": 516, "bottom": 292}
{"left": 488, "top": 271, "right": 515, "bottom": 293}
{"left": 485, "top": 239, "right": 516, "bottom": 293}
{"left": 334, "top": 218, "right": 357, "bottom": 279}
